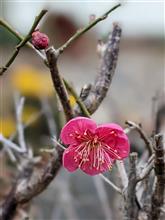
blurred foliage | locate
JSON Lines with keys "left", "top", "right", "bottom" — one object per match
{"left": 0, "top": 116, "right": 16, "bottom": 137}
{"left": 11, "top": 65, "right": 54, "bottom": 97}
{"left": 0, "top": 27, "right": 19, "bottom": 45}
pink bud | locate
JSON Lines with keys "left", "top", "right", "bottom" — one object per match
{"left": 89, "top": 14, "right": 96, "bottom": 23}
{"left": 32, "top": 30, "right": 49, "bottom": 50}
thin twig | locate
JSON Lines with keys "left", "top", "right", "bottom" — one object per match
{"left": 64, "top": 79, "right": 90, "bottom": 117}
{"left": 1, "top": 144, "right": 17, "bottom": 162}
{"left": 99, "top": 174, "right": 122, "bottom": 195}
{"left": 94, "top": 176, "right": 113, "bottom": 220}
{"left": 40, "top": 97, "right": 57, "bottom": 137}
{"left": 126, "top": 120, "right": 153, "bottom": 155}
{"left": 0, "top": 9, "right": 47, "bottom": 75}
{"left": 0, "top": 134, "right": 24, "bottom": 153}
{"left": 0, "top": 19, "right": 47, "bottom": 61}
{"left": 57, "top": 3, "right": 121, "bottom": 55}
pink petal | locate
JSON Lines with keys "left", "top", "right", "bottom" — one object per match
{"left": 115, "top": 133, "right": 130, "bottom": 159}
{"left": 96, "top": 123, "right": 123, "bottom": 146}
{"left": 96, "top": 124, "right": 130, "bottom": 160}
{"left": 96, "top": 123, "right": 124, "bottom": 136}
{"left": 80, "top": 150, "right": 114, "bottom": 176}
{"left": 60, "top": 117, "right": 97, "bottom": 145}
{"left": 63, "top": 146, "right": 79, "bottom": 172}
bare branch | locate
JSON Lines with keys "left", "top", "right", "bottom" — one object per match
{"left": 46, "top": 47, "right": 74, "bottom": 121}
{"left": 116, "top": 161, "right": 128, "bottom": 189}
{"left": 1, "top": 146, "right": 63, "bottom": 220}
{"left": 136, "top": 157, "right": 154, "bottom": 182}
{"left": 64, "top": 79, "right": 90, "bottom": 117}
{"left": 124, "top": 153, "right": 139, "bottom": 220}
{"left": 57, "top": 4, "right": 121, "bottom": 55}
{"left": 40, "top": 97, "right": 57, "bottom": 137}
{"left": 126, "top": 120, "right": 153, "bottom": 155}
{"left": 149, "top": 134, "right": 165, "bottom": 220}
{"left": 94, "top": 175, "right": 113, "bottom": 220}
{"left": 75, "top": 23, "right": 122, "bottom": 115}
{"left": 0, "top": 9, "right": 47, "bottom": 75}
{"left": 15, "top": 95, "right": 27, "bottom": 153}
{"left": 0, "top": 19, "right": 47, "bottom": 61}
{"left": 0, "top": 134, "right": 24, "bottom": 153}
{"left": 99, "top": 174, "right": 122, "bottom": 195}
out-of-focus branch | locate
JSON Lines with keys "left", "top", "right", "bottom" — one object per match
{"left": 149, "top": 134, "right": 165, "bottom": 220}
{"left": 40, "top": 97, "right": 57, "bottom": 137}
{"left": 75, "top": 23, "right": 122, "bottom": 115}
{"left": 1, "top": 145, "right": 63, "bottom": 220}
{"left": 126, "top": 120, "right": 153, "bottom": 155}
{"left": 99, "top": 174, "right": 122, "bottom": 195}
{"left": 0, "top": 9, "right": 47, "bottom": 75}
{"left": 0, "top": 134, "right": 24, "bottom": 153}
{"left": 57, "top": 4, "right": 121, "bottom": 55}
{"left": 136, "top": 156, "right": 154, "bottom": 183}
{"left": 46, "top": 47, "right": 74, "bottom": 121}
{"left": 14, "top": 96, "right": 27, "bottom": 153}
{"left": 116, "top": 161, "right": 128, "bottom": 189}
{"left": 124, "top": 153, "right": 139, "bottom": 220}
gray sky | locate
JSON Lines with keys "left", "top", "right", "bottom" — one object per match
{"left": 2, "top": 0, "right": 164, "bottom": 38}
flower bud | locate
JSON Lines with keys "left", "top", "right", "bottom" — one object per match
{"left": 32, "top": 30, "right": 49, "bottom": 50}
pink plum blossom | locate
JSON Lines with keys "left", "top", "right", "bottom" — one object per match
{"left": 60, "top": 117, "right": 130, "bottom": 175}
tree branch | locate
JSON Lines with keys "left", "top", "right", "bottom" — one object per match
{"left": 46, "top": 47, "right": 74, "bottom": 121}
{"left": 124, "top": 153, "right": 139, "bottom": 220}
{"left": 149, "top": 134, "right": 165, "bottom": 220}
{"left": 75, "top": 23, "right": 122, "bottom": 115}
{"left": 57, "top": 4, "right": 121, "bottom": 55}
{"left": 0, "top": 9, "right": 47, "bottom": 75}
{"left": 126, "top": 120, "right": 153, "bottom": 156}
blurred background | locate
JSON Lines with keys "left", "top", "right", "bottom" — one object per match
{"left": 0, "top": 1, "right": 164, "bottom": 219}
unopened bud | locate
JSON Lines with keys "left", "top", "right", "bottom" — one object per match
{"left": 32, "top": 30, "right": 49, "bottom": 50}
{"left": 89, "top": 14, "right": 96, "bottom": 23}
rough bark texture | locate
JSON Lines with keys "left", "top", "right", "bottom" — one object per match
{"left": 149, "top": 134, "right": 165, "bottom": 220}
{"left": 124, "top": 153, "right": 139, "bottom": 220}
{"left": 75, "top": 23, "right": 122, "bottom": 115}
{"left": 46, "top": 47, "right": 75, "bottom": 121}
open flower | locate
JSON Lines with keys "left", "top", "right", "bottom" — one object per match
{"left": 60, "top": 117, "right": 130, "bottom": 175}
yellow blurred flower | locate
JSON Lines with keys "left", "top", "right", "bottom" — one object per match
{"left": 0, "top": 117, "right": 16, "bottom": 137}
{"left": 69, "top": 95, "right": 76, "bottom": 107}
{"left": 12, "top": 65, "right": 54, "bottom": 97}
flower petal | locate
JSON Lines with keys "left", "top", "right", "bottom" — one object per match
{"left": 96, "top": 123, "right": 124, "bottom": 137}
{"left": 115, "top": 133, "right": 130, "bottom": 159}
{"left": 60, "top": 117, "right": 97, "bottom": 145}
{"left": 80, "top": 150, "right": 114, "bottom": 176}
{"left": 96, "top": 123, "right": 123, "bottom": 146}
{"left": 96, "top": 124, "right": 130, "bottom": 160}
{"left": 63, "top": 146, "right": 79, "bottom": 172}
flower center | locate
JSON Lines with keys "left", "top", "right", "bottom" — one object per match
{"left": 74, "top": 130, "right": 100, "bottom": 148}
{"left": 72, "top": 129, "right": 120, "bottom": 170}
